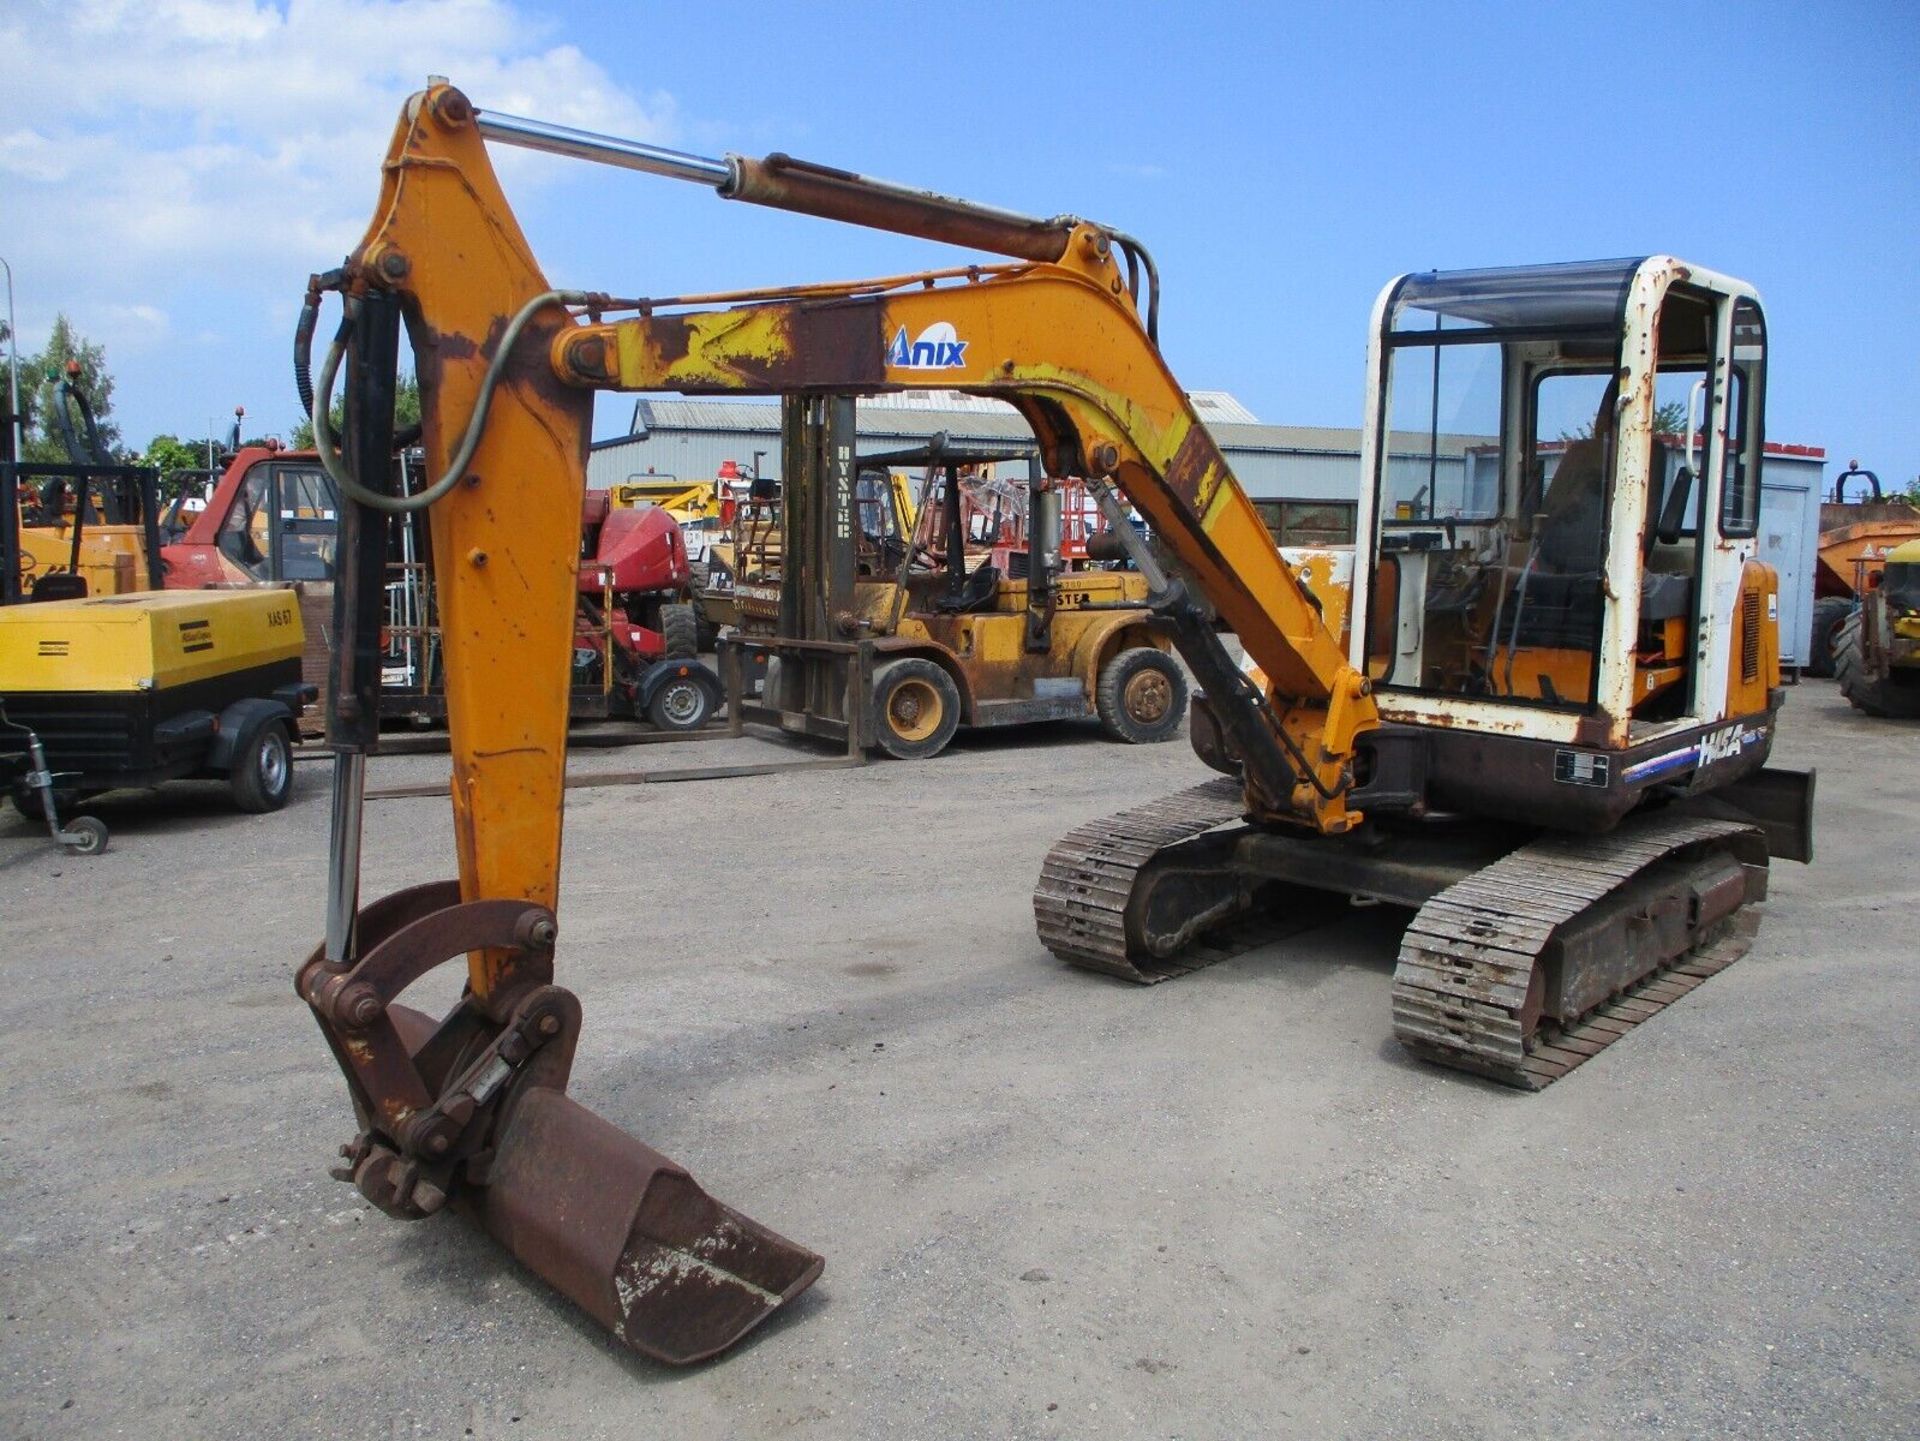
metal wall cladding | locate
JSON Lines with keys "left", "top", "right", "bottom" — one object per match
{"left": 587, "top": 401, "right": 1826, "bottom": 661}
{"left": 587, "top": 400, "right": 1368, "bottom": 501}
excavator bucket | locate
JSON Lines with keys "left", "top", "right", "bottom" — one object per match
{"left": 478, "top": 1087, "right": 823, "bottom": 1365}
{"left": 298, "top": 881, "right": 822, "bottom": 1367}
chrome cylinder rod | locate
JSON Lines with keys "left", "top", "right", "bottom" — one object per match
{"left": 324, "top": 751, "right": 367, "bottom": 964}
{"left": 476, "top": 110, "right": 731, "bottom": 188}
{"left": 1089, "top": 479, "right": 1171, "bottom": 594}
{"left": 474, "top": 105, "right": 1071, "bottom": 264}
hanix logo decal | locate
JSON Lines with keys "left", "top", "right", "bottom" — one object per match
{"left": 887, "top": 322, "right": 967, "bottom": 370}
{"left": 1698, "top": 722, "right": 1762, "bottom": 765}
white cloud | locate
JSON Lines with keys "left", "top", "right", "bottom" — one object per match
{"left": 0, "top": 0, "right": 678, "bottom": 356}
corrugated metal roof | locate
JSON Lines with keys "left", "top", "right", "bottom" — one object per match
{"left": 622, "top": 398, "right": 784, "bottom": 435}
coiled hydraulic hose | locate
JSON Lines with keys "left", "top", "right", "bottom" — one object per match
{"left": 306, "top": 288, "right": 586, "bottom": 513}
{"left": 293, "top": 284, "right": 321, "bottom": 422}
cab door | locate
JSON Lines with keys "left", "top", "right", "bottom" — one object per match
{"left": 1606, "top": 279, "right": 1763, "bottom": 738}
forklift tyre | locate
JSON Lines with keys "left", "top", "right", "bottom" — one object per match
{"left": 1096, "top": 647, "right": 1188, "bottom": 745}
{"left": 661, "top": 604, "right": 700, "bottom": 661}
{"left": 871, "top": 657, "right": 961, "bottom": 760}
{"left": 229, "top": 720, "right": 295, "bottom": 813}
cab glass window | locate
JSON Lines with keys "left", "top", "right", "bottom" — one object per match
{"left": 1721, "top": 298, "right": 1765, "bottom": 537}
{"left": 216, "top": 465, "right": 271, "bottom": 577}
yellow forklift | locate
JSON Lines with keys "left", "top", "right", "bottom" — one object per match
{"left": 733, "top": 400, "right": 1185, "bottom": 757}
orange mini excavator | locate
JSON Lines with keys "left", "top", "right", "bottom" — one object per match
{"left": 298, "top": 82, "right": 1810, "bottom": 1366}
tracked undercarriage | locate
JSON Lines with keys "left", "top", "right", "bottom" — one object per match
{"left": 1035, "top": 781, "right": 1779, "bottom": 1090}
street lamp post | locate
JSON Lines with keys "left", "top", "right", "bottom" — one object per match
{"left": 1, "top": 255, "right": 20, "bottom": 462}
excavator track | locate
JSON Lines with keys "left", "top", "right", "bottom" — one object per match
{"left": 1390, "top": 815, "right": 1767, "bottom": 1090}
{"left": 1039, "top": 790, "right": 1772, "bottom": 1091}
{"left": 1034, "top": 777, "right": 1251, "bottom": 982}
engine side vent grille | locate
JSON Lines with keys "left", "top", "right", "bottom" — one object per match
{"left": 1741, "top": 590, "right": 1761, "bottom": 684}
{"left": 37, "top": 639, "right": 70, "bottom": 658}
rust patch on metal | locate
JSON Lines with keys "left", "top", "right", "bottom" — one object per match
{"left": 299, "top": 881, "right": 822, "bottom": 1362}
{"left": 778, "top": 299, "right": 886, "bottom": 390}
{"left": 648, "top": 314, "right": 695, "bottom": 371}
{"left": 1164, "top": 423, "right": 1227, "bottom": 512}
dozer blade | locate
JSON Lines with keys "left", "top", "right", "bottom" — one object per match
{"left": 477, "top": 1086, "right": 823, "bottom": 1365}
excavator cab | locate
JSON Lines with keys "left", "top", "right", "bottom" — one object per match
{"left": 1355, "top": 258, "right": 1780, "bottom": 821}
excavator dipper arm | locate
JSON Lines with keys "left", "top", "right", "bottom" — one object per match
{"left": 296, "top": 85, "right": 821, "bottom": 1368}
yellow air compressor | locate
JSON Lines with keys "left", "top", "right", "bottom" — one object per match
{"left": 0, "top": 589, "right": 316, "bottom": 851}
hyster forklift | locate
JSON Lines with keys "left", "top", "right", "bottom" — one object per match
{"left": 738, "top": 401, "right": 1185, "bottom": 758}
{"left": 292, "top": 84, "right": 1811, "bottom": 1368}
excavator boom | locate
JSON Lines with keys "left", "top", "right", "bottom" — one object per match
{"left": 298, "top": 79, "right": 1379, "bottom": 1369}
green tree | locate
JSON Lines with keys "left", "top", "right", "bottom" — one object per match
{"left": 19, "top": 315, "right": 123, "bottom": 463}
{"left": 292, "top": 374, "right": 421, "bottom": 449}
{"left": 1652, "top": 400, "right": 1689, "bottom": 436}
{"left": 140, "top": 434, "right": 214, "bottom": 499}
{"left": 1563, "top": 399, "right": 1695, "bottom": 443}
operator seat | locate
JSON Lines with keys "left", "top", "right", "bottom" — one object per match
{"left": 933, "top": 562, "right": 1001, "bottom": 614}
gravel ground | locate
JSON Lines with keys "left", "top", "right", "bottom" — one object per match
{"left": 1, "top": 679, "right": 1914, "bottom": 1440}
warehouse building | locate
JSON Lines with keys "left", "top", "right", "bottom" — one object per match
{"left": 587, "top": 391, "right": 1829, "bottom": 661}
{"left": 590, "top": 391, "right": 1396, "bottom": 548}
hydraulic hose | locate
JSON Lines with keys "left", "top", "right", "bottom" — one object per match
{"left": 309, "top": 288, "right": 586, "bottom": 513}
{"left": 294, "top": 287, "right": 319, "bottom": 420}
{"left": 1105, "top": 229, "right": 1160, "bottom": 344}
{"left": 51, "top": 377, "right": 106, "bottom": 466}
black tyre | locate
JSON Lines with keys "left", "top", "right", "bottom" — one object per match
{"left": 647, "top": 672, "right": 714, "bottom": 731}
{"left": 870, "top": 657, "right": 961, "bottom": 759}
{"left": 686, "top": 563, "right": 723, "bottom": 646}
{"left": 230, "top": 721, "right": 295, "bottom": 813}
{"left": 1806, "top": 595, "right": 1852, "bottom": 678}
{"left": 61, "top": 815, "right": 109, "bottom": 856}
{"left": 1834, "top": 607, "right": 1920, "bottom": 718}
{"left": 661, "top": 603, "right": 700, "bottom": 660}
{"left": 1096, "top": 647, "right": 1188, "bottom": 744}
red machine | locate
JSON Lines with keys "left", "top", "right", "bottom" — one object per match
{"left": 162, "top": 445, "right": 715, "bottom": 727}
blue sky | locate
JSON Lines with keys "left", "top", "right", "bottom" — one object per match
{"left": 3, "top": 0, "right": 1915, "bottom": 481}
